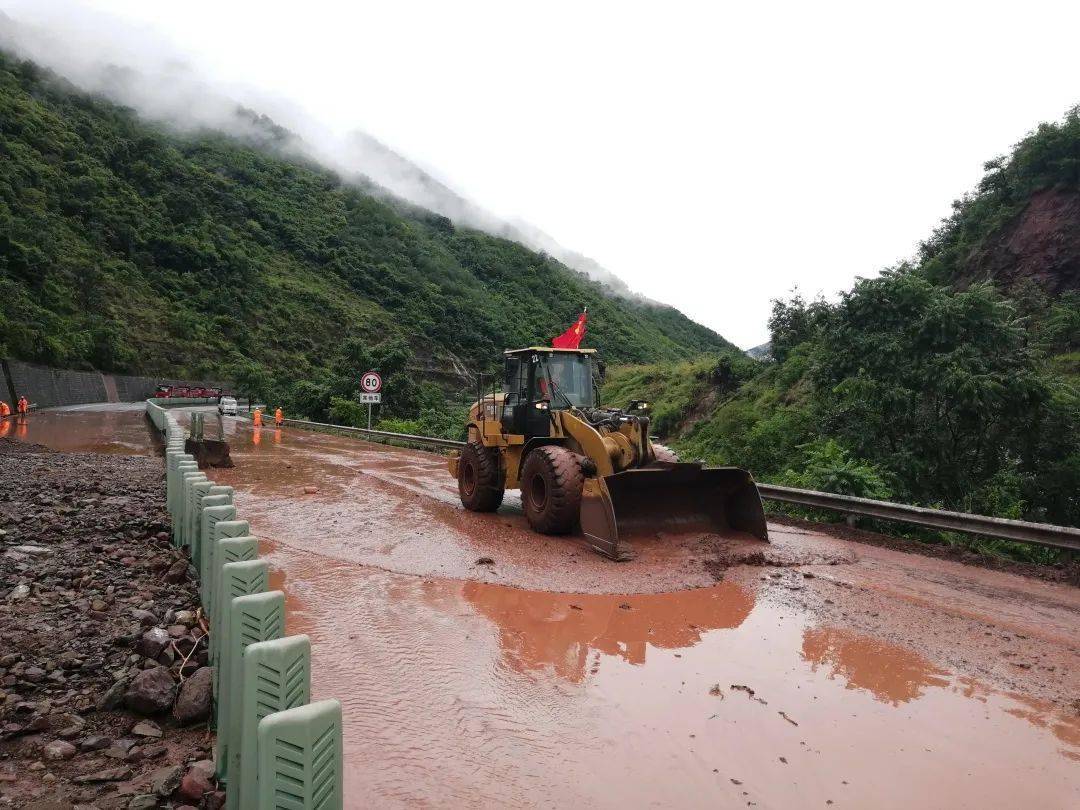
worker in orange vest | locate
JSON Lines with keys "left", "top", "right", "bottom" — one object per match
{"left": 253, "top": 408, "right": 263, "bottom": 428}
{"left": 17, "top": 396, "right": 28, "bottom": 415}
{"left": 0, "top": 401, "right": 10, "bottom": 418}
{"left": 274, "top": 407, "right": 284, "bottom": 427}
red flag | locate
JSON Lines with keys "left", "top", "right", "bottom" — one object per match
{"left": 552, "top": 308, "right": 588, "bottom": 349}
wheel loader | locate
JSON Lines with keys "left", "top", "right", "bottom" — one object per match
{"left": 447, "top": 347, "right": 769, "bottom": 560}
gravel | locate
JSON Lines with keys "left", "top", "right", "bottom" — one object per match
{"left": 0, "top": 439, "right": 220, "bottom": 807}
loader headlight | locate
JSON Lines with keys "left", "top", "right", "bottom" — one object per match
{"left": 535, "top": 402, "right": 549, "bottom": 410}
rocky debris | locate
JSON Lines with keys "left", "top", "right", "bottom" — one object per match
{"left": 174, "top": 667, "right": 213, "bottom": 724}
{"left": 0, "top": 440, "right": 217, "bottom": 807}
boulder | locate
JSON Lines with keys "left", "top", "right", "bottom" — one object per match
{"left": 173, "top": 666, "right": 212, "bottom": 724}
{"left": 124, "top": 667, "right": 176, "bottom": 715}
{"left": 176, "top": 760, "right": 216, "bottom": 802}
{"left": 139, "top": 627, "right": 171, "bottom": 659}
{"left": 42, "top": 739, "right": 77, "bottom": 761}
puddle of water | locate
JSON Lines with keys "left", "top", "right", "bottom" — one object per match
{"left": 259, "top": 538, "right": 1080, "bottom": 810}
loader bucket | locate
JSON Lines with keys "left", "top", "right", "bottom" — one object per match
{"left": 185, "top": 438, "right": 235, "bottom": 469}
{"left": 579, "top": 463, "right": 768, "bottom": 561}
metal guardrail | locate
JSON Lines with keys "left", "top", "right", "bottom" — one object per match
{"left": 757, "top": 484, "right": 1080, "bottom": 552}
{"left": 274, "top": 417, "right": 466, "bottom": 450}
{"left": 245, "top": 413, "right": 1080, "bottom": 553}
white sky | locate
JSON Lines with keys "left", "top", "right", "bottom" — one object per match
{"left": 6, "top": 1, "right": 1080, "bottom": 347}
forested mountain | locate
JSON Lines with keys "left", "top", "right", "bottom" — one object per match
{"left": 606, "top": 110, "right": 1080, "bottom": 544}
{"left": 0, "top": 51, "right": 734, "bottom": 403}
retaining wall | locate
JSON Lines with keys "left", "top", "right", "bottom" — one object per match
{"left": 2, "top": 358, "right": 230, "bottom": 409}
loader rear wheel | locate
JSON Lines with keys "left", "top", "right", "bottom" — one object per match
{"left": 458, "top": 441, "right": 504, "bottom": 512}
{"left": 521, "top": 446, "right": 584, "bottom": 534}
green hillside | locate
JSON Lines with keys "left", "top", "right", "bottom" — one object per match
{"left": 0, "top": 51, "right": 733, "bottom": 415}
{"left": 605, "top": 110, "right": 1080, "bottom": 551}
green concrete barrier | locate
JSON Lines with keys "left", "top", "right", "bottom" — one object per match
{"left": 200, "top": 504, "right": 237, "bottom": 583}
{"left": 178, "top": 472, "right": 208, "bottom": 547}
{"left": 209, "top": 534, "right": 259, "bottom": 666}
{"left": 256, "top": 700, "right": 343, "bottom": 810}
{"left": 196, "top": 490, "right": 234, "bottom": 569}
{"left": 219, "top": 590, "right": 286, "bottom": 793}
{"left": 213, "top": 560, "right": 270, "bottom": 707}
{"left": 203, "top": 520, "right": 252, "bottom": 609}
{"left": 185, "top": 480, "right": 215, "bottom": 551}
{"left": 235, "top": 635, "right": 312, "bottom": 810}
{"left": 145, "top": 398, "right": 343, "bottom": 809}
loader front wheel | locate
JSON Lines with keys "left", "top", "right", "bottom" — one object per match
{"left": 521, "top": 446, "right": 584, "bottom": 534}
{"left": 458, "top": 441, "right": 504, "bottom": 512}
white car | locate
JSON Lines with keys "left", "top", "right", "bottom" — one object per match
{"left": 217, "top": 396, "right": 238, "bottom": 416}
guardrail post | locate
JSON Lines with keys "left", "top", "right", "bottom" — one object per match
{"left": 213, "top": 560, "right": 269, "bottom": 708}
{"left": 199, "top": 504, "right": 236, "bottom": 581}
{"left": 209, "top": 535, "right": 259, "bottom": 669}
{"left": 178, "top": 471, "right": 207, "bottom": 547}
{"left": 218, "top": 590, "right": 285, "bottom": 794}
{"left": 256, "top": 699, "right": 343, "bottom": 810}
{"left": 203, "top": 520, "right": 252, "bottom": 609}
{"left": 195, "top": 492, "right": 232, "bottom": 574}
{"left": 234, "top": 635, "right": 311, "bottom": 810}
{"left": 185, "top": 480, "right": 215, "bottom": 553}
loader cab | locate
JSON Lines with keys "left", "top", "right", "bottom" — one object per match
{"left": 501, "top": 347, "right": 598, "bottom": 438}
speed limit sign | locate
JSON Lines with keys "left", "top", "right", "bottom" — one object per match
{"left": 361, "top": 371, "right": 382, "bottom": 394}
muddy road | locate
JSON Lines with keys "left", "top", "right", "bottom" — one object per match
{"left": 17, "top": 405, "right": 1080, "bottom": 808}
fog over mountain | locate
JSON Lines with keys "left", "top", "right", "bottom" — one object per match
{"left": 0, "top": 4, "right": 644, "bottom": 301}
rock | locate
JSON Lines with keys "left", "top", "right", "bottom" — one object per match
{"left": 97, "top": 678, "right": 130, "bottom": 711}
{"left": 174, "top": 666, "right": 213, "bottom": 724}
{"left": 205, "top": 791, "right": 226, "bottom": 810}
{"left": 163, "top": 560, "right": 188, "bottom": 584}
{"left": 103, "top": 738, "right": 136, "bottom": 759}
{"left": 11, "top": 545, "right": 52, "bottom": 556}
{"left": 303, "top": 486, "right": 318, "bottom": 494}
{"left": 177, "top": 760, "right": 216, "bottom": 801}
{"left": 140, "top": 626, "right": 171, "bottom": 660}
{"left": 167, "top": 624, "right": 188, "bottom": 638}
{"left": 131, "top": 609, "right": 158, "bottom": 626}
{"left": 73, "top": 765, "right": 133, "bottom": 783}
{"left": 131, "top": 719, "right": 162, "bottom": 738}
{"left": 124, "top": 667, "right": 176, "bottom": 715}
{"left": 127, "top": 796, "right": 158, "bottom": 810}
{"left": 8, "top": 584, "right": 30, "bottom": 600}
{"left": 78, "top": 734, "right": 112, "bottom": 752}
{"left": 174, "top": 610, "right": 196, "bottom": 626}
{"left": 42, "top": 739, "right": 77, "bottom": 761}
{"left": 149, "top": 763, "right": 183, "bottom": 796}
{"left": 91, "top": 598, "right": 108, "bottom": 612}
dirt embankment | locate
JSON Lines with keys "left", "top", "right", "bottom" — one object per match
{"left": 0, "top": 440, "right": 220, "bottom": 809}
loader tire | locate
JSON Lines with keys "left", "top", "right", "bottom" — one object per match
{"left": 652, "top": 443, "right": 680, "bottom": 463}
{"left": 458, "top": 440, "right": 504, "bottom": 512}
{"left": 521, "top": 445, "right": 584, "bottom": 534}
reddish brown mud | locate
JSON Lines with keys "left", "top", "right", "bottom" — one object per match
{"left": 16, "top": 406, "right": 1080, "bottom": 808}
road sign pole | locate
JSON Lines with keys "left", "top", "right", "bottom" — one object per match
{"left": 367, "top": 402, "right": 372, "bottom": 430}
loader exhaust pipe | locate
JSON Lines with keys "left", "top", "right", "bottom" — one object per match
{"left": 580, "top": 463, "right": 769, "bottom": 561}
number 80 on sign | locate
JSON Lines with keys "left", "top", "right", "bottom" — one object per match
{"left": 361, "top": 371, "right": 382, "bottom": 393}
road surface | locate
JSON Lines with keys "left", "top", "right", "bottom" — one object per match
{"left": 12, "top": 404, "right": 1080, "bottom": 809}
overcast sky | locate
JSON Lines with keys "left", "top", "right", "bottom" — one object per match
{"left": 6, "top": 1, "right": 1080, "bottom": 347}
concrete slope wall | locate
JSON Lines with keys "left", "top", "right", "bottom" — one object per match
{"left": 2, "top": 358, "right": 231, "bottom": 409}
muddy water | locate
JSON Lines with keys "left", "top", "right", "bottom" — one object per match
{"left": 14, "top": 407, "right": 1080, "bottom": 807}
{"left": 260, "top": 538, "right": 1079, "bottom": 808}
{"left": 1, "top": 403, "right": 156, "bottom": 454}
